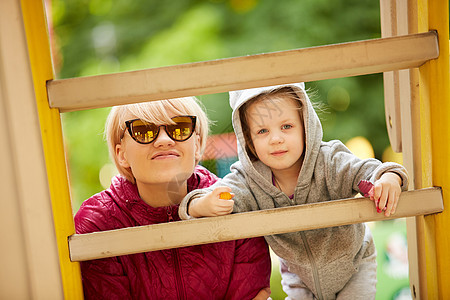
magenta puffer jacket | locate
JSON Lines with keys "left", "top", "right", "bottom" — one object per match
{"left": 75, "top": 165, "right": 271, "bottom": 300}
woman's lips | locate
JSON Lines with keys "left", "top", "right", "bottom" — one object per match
{"left": 151, "top": 151, "right": 180, "bottom": 160}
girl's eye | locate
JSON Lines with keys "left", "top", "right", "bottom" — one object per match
{"left": 257, "top": 129, "right": 268, "bottom": 134}
{"left": 282, "top": 124, "right": 293, "bottom": 130}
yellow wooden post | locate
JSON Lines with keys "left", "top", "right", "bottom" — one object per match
{"left": 20, "top": 0, "right": 83, "bottom": 298}
{"left": 418, "top": 0, "right": 450, "bottom": 298}
{"left": 427, "top": 0, "right": 450, "bottom": 296}
{"left": 17, "top": 0, "right": 448, "bottom": 298}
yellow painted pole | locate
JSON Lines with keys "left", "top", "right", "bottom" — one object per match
{"left": 418, "top": 0, "right": 450, "bottom": 299}
{"left": 20, "top": 0, "right": 83, "bottom": 298}
{"left": 428, "top": 0, "right": 450, "bottom": 297}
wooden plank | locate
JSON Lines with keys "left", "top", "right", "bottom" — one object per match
{"left": 381, "top": 0, "right": 403, "bottom": 152}
{"left": 380, "top": 2, "right": 427, "bottom": 296}
{"left": 0, "top": 46, "right": 31, "bottom": 300}
{"left": 69, "top": 187, "right": 443, "bottom": 262}
{"left": 0, "top": 0, "right": 64, "bottom": 298}
{"left": 20, "top": 0, "right": 84, "bottom": 298}
{"left": 401, "top": 65, "right": 428, "bottom": 300}
{"left": 392, "top": 0, "right": 429, "bottom": 297}
{"left": 401, "top": 66, "right": 427, "bottom": 299}
{"left": 48, "top": 32, "right": 439, "bottom": 112}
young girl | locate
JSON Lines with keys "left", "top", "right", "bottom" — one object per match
{"left": 179, "top": 83, "right": 409, "bottom": 299}
{"left": 74, "top": 97, "right": 271, "bottom": 299}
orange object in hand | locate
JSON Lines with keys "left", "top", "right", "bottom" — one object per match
{"left": 219, "top": 192, "right": 232, "bottom": 200}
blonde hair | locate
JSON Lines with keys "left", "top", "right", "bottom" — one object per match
{"left": 105, "top": 97, "right": 209, "bottom": 183}
{"left": 239, "top": 87, "right": 304, "bottom": 161}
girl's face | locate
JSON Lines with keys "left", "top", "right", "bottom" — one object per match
{"left": 246, "top": 95, "right": 305, "bottom": 173}
{"left": 116, "top": 111, "right": 201, "bottom": 188}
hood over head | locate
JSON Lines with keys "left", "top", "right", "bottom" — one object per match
{"left": 229, "top": 83, "right": 323, "bottom": 190}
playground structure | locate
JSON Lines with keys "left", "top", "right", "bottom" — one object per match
{"left": 0, "top": 0, "right": 448, "bottom": 299}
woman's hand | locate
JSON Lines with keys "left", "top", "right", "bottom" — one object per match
{"left": 189, "top": 186, "right": 234, "bottom": 218}
{"left": 372, "top": 172, "right": 402, "bottom": 217}
{"left": 252, "top": 287, "right": 271, "bottom": 300}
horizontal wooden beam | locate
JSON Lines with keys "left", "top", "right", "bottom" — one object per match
{"left": 49, "top": 31, "right": 439, "bottom": 112}
{"left": 69, "top": 187, "right": 443, "bottom": 262}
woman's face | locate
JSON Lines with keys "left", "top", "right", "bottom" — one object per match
{"left": 116, "top": 111, "right": 201, "bottom": 187}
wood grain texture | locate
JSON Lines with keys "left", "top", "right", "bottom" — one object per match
{"left": 69, "top": 187, "right": 443, "bottom": 262}
{"left": 48, "top": 32, "right": 439, "bottom": 112}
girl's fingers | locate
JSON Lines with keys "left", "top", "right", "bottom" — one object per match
{"left": 372, "top": 183, "right": 382, "bottom": 202}
{"left": 378, "top": 190, "right": 388, "bottom": 211}
{"left": 384, "top": 192, "right": 393, "bottom": 216}
{"left": 373, "top": 183, "right": 389, "bottom": 214}
{"left": 372, "top": 176, "right": 402, "bottom": 217}
{"left": 218, "top": 199, "right": 234, "bottom": 208}
{"left": 214, "top": 199, "right": 234, "bottom": 214}
{"left": 213, "top": 186, "right": 232, "bottom": 197}
{"left": 385, "top": 190, "right": 399, "bottom": 216}
{"left": 391, "top": 192, "right": 399, "bottom": 215}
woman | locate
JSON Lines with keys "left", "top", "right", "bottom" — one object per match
{"left": 74, "top": 97, "right": 271, "bottom": 299}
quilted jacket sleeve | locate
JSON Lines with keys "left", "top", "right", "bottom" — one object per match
{"left": 225, "top": 237, "right": 272, "bottom": 300}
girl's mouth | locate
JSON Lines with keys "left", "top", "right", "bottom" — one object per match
{"left": 271, "top": 150, "right": 287, "bottom": 156}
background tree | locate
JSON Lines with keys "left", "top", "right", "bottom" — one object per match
{"left": 53, "top": 0, "right": 388, "bottom": 208}
{"left": 51, "top": 1, "right": 409, "bottom": 297}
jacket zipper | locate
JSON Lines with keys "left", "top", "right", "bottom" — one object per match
{"left": 167, "top": 208, "right": 187, "bottom": 300}
{"left": 300, "top": 231, "right": 324, "bottom": 300}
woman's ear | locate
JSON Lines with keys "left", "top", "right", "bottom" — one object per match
{"left": 116, "top": 143, "right": 130, "bottom": 168}
{"left": 194, "top": 134, "right": 202, "bottom": 162}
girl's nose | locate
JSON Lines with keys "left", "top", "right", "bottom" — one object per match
{"left": 153, "top": 127, "right": 175, "bottom": 147}
{"left": 269, "top": 132, "right": 284, "bottom": 144}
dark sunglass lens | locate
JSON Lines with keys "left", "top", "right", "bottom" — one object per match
{"left": 131, "top": 120, "right": 158, "bottom": 143}
{"left": 167, "top": 117, "right": 194, "bottom": 141}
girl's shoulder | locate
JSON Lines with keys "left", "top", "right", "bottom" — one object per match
{"left": 319, "top": 140, "right": 348, "bottom": 152}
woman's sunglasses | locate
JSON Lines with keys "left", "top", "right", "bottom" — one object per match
{"left": 125, "top": 116, "right": 197, "bottom": 144}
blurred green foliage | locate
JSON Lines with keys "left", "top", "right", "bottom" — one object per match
{"left": 51, "top": 1, "right": 410, "bottom": 298}
{"left": 53, "top": 0, "right": 387, "bottom": 210}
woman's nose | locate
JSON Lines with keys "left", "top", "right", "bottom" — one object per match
{"left": 153, "top": 127, "right": 175, "bottom": 147}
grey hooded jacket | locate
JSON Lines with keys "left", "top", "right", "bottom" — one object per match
{"left": 180, "top": 82, "right": 408, "bottom": 299}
